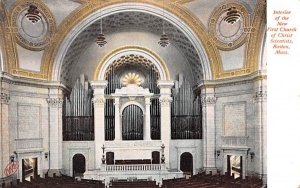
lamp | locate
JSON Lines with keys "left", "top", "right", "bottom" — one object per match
{"left": 161, "top": 144, "right": 165, "bottom": 163}
{"left": 215, "top": 150, "right": 221, "bottom": 158}
{"left": 158, "top": 0, "right": 169, "bottom": 47}
{"left": 101, "top": 144, "right": 106, "bottom": 164}
{"left": 96, "top": 4, "right": 107, "bottom": 47}
{"left": 250, "top": 152, "right": 255, "bottom": 162}
{"left": 25, "top": 4, "right": 41, "bottom": 24}
{"left": 45, "top": 152, "right": 49, "bottom": 159}
{"left": 224, "top": 7, "right": 241, "bottom": 24}
{"left": 10, "top": 155, "right": 15, "bottom": 163}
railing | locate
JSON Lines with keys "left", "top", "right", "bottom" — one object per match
{"left": 221, "top": 136, "right": 249, "bottom": 146}
{"left": 105, "top": 164, "right": 162, "bottom": 172}
{"left": 16, "top": 138, "right": 43, "bottom": 150}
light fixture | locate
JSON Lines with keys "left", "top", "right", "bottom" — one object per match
{"left": 25, "top": 4, "right": 41, "bottom": 24}
{"left": 96, "top": 5, "right": 107, "bottom": 47}
{"left": 161, "top": 144, "right": 165, "bottom": 163}
{"left": 250, "top": 152, "right": 255, "bottom": 162}
{"left": 158, "top": 0, "right": 169, "bottom": 47}
{"left": 45, "top": 152, "right": 49, "bottom": 159}
{"left": 215, "top": 150, "right": 221, "bottom": 158}
{"left": 224, "top": 7, "right": 241, "bottom": 24}
{"left": 101, "top": 144, "right": 106, "bottom": 164}
{"left": 10, "top": 154, "right": 15, "bottom": 163}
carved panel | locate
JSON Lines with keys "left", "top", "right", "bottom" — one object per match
{"left": 17, "top": 103, "right": 40, "bottom": 139}
{"left": 223, "top": 102, "right": 246, "bottom": 136}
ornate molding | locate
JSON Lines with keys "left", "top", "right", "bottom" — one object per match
{"left": 46, "top": 98, "right": 63, "bottom": 108}
{"left": 159, "top": 96, "right": 172, "bottom": 106}
{"left": 201, "top": 95, "right": 217, "bottom": 106}
{"left": 92, "top": 96, "right": 106, "bottom": 106}
{"left": 254, "top": 89, "right": 267, "bottom": 102}
{"left": 1, "top": 92, "right": 10, "bottom": 104}
{"left": 10, "top": 0, "right": 56, "bottom": 51}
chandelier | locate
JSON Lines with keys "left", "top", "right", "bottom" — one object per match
{"left": 96, "top": 6, "right": 107, "bottom": 47}
{"left": 25, "top": 5, "right": 41, "bottom": 24}
{"left": 158, "top": 0, "right": 169, "bottom": 47}
{"left": 224, "top": 7, "right": 241, "bottom": 24}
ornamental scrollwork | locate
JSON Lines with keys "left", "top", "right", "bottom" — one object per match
{"left": 1, "top": 92, "right": 10, "bottom": 104}
{"left": 46, "top": 98, "right": 63, "bottom": 108}
{"left": 159, "top": 96, "right": 172, "bottom": 106}
{"left": 201, "top": 95, "right": 217, "bottom": 106}
{"left": 254, "top": 89, "right": 267, "bottom": 102}
{"left": 92, "top": 96, "right": 106, "bottom": 106}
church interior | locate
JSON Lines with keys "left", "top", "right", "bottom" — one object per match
{"left": 0, "top": 0, "right": 266, "bottom": 187}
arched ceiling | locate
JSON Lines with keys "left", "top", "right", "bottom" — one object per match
{"left": 61, "top": 11, "right": 203, "bottom": 87}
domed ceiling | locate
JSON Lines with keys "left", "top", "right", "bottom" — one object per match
{"left": 61, "top": 11, "right": 203, "bottom": 87}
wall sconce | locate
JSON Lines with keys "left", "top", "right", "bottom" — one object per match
{"left": 101, "top": 144, "right": 106, "bottom": 164}
{"left": 45, "top": 152, "right": 49, "bottom": 159}
{"left": 10, "top": 155, "right": 15, "bottom": 163}
{"left": 161, "top": 144, "right": 165, "bottom": 164}
{"left": 250, "top": 152, "right": 255, "bottom": 162}
{"left": 215, "top": 150, "right": 221, "bottom": 158}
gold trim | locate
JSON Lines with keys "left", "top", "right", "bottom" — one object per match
{"left": 12, "top": 69, "right": 47, "bottom": 79}
{"left": 9, "top": 0, "right": 56, "bottom": 51}
{"left": 208, "top": 2, "right": 250, "bottom": 51}
{"left": 94, "top": 46, "right": 171, "bottom": 80}
{"left": 41, "top": 0, "right": 221, "bottom": 81}
{"left": 245, "top": 0, "right": 266, "bottom": 71}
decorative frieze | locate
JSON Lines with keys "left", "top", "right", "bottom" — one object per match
{"left": 159, "top": 96, "right": 172, "bottom": 106}
{"left": 201, "top": 95, "right": 217, "bottom": 106}
{"left": 47, "top": 98, "right": 64, "bottom": 108}
{"left": 92, "top": 96, "right": 106, "bottom": 106}
{"left": 1, "top": 92, "right": 10, "bottom": 104}
{"left": 254, "top": 88, "right": 267, "bottom": 102}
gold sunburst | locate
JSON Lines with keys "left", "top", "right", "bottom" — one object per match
{"left": 122, "top": 72, "right": 142, "bottom": 86}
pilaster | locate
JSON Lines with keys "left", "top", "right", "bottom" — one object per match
{"left": 0, "top": 80, "right": 10, "bottom": 179}
{"left": 158, "top": 80, "right": 174, "bottom": 169}
{"left": 144, "top": 97, "right": 151, "bottom": 140}
{"left": 201, "top": 87, "right": 217, "bottom": 174}
{"left": 46, "top": 88, "right": 64, "bottom": 177}
{"left": 114, "top": 97, "right": 121, "bottom": 141}
{"left": 253, "top": 79, "right": 267, "bottom": 184}
{"left": 91, "top": 80, "right": 107, "bottom": 169}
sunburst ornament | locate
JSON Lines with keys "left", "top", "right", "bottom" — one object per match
{"left": 122, "top": 73, "right": 142, "bottom": 86}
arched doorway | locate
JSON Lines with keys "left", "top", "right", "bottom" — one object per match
{"left": 73, "top": 154, "right": 86, "bottom": 177}
{"left": 180, "top": 152, "right": 193, "bottom": 175}
{"left": 122, "top": 104, "right": 143, "bottom": 140}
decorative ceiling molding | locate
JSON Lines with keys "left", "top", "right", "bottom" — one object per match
{"left": 94, "top": 46, "right": 170, "bottom": 81}
{"left": 41, "top": 0, "right": 220, "bottom": 81}
{"left": 9, "top": 0, "right": 56, "bottom": 51}
{"left": 245, "top": 0, "right": 266, "bottom": 72}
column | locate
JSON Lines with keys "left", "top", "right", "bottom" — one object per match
{"left": 158, "top": 80, "right": 174, "bottom": 169}
{"left": 91, "top": 81, "right": 107, "bottom": 168}
{"left": 254, "top": 79, "right": 267, "bottom": 184}
{"left": 47, "top": 88, "right": 64, "bottom": 177}
{"left": 114, "top": 97, "right": 121, "bottom": 141}
{"left": 201, "top": 87, "right": 217, "bottom": 174}
{"left": 144, "top": 97, "right": 151, "bottom": 140}
{"left": 0, "top": 80, "right": 10, "bottom": 179}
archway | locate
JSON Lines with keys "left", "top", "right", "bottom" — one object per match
{"left": 73, "top": 154, "right": 86, "bottom": 177}
{"left": 180, "top": 152, "right": 193, "bottom": 175}
{"left": 122, "top": 104, "right": 143, "bottom": 140}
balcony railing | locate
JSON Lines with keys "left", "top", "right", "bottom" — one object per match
{"left": 105, "top": 164, "right": 163, "bottom": 172}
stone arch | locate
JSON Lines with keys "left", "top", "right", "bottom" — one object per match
{"left": 49, "top": 2, "right": 215, "bottom": 82}
{"left": 94, "top": 46, "right": 170, "bottom": 81}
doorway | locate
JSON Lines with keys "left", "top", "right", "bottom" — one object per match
{"left": 227, "top": 155, "right": 242, "bottom": 179}
{"left": 180, "top": 152, "right": 193, "bottom": 175}
{"left": 73, "top": 154, "right": 86, "bottom": 177}
{"left": 22, "top": 158, "right": 37, "bottom": 181}
{"left": 152, "top": 151, "right": 160, "bottom": 164}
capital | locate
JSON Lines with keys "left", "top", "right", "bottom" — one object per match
{"left": 47, "top": 98, "right": 64, "bottom": 108}
{"left": 201, "top": 95, "right": 217, "bottom": 106}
